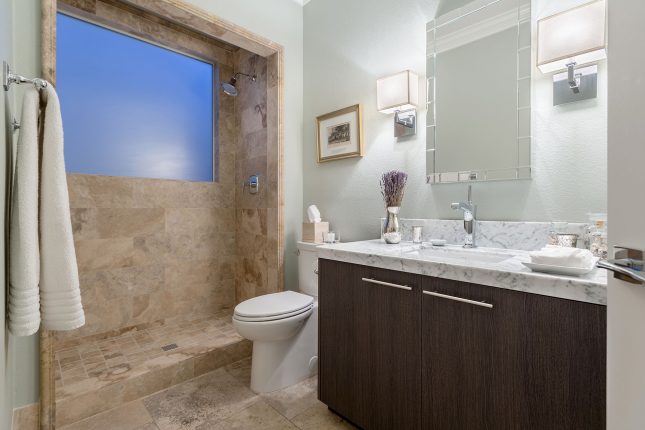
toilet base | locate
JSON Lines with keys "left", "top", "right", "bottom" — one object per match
{"left": 250, "top": 303, "right": 318, "bottom": 393}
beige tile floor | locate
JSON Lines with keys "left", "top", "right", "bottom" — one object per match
{"left": 59, "top": 358, "right": 357, "bottom": 430}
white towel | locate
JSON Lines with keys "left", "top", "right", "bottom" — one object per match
{"left": 8, "top": 85, "right": 85, "bottom": 336}
{"left": 529, "top": 245, "right": 596, "bottom": 269}
{"left": 39, "top": 85, "right": 85, "bottom": 331}
{"left": 8, "top": 88, "right": 41, "bottom": 336}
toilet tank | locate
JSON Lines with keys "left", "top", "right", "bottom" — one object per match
{"left": 297, "top": 241, "right": 321, "bottom": 297}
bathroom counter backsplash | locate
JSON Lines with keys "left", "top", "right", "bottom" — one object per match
{"left": 317, "top": 239, "right": 607, "bottom": 305}
{"left": 393, "top": 219, "right": 587, "bottom": 251}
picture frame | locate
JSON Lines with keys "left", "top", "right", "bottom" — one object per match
{"left": 316, "top": 104, "right": 364, "bottom": 163}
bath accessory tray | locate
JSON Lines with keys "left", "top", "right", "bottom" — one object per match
{"left": 522, "top": 259, "right": 599, "bottom": 277}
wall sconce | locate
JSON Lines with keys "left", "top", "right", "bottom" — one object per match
{"left": 377, "top": 70, "right": 419, "bottom": 137}
{"left": 537, "top": 0, "right": 606, "bottom": 105}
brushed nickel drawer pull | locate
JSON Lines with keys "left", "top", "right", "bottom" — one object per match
{"left": 362, "top": 278, "right": 412, "bottom": 291}
{"left": 423, "top": 290, "right": 493, "bottom": 308}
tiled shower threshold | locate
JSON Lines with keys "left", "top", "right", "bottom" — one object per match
{"left": 53, "top": 312, "right": 251, "bottom": 427}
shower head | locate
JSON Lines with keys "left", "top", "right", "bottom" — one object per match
{"left": 222, "top": 72, "right": 256, "bottom": 97}
{"left": 222, "top": 80, "right": 239, "bottom": 96}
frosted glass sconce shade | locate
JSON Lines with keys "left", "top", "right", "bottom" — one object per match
{"left": 376, "top": 70, "right": 419, "bottom": 114}
{"left": 537, "top": 0, "right": 606, "bottom": 73}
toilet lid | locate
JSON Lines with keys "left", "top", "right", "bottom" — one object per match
{"left": 234, "top": 291, "right": 314, "bottom": 319}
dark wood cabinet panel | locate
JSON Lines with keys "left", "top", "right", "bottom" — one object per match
{"left": 319, "top": 260, "right": 606, "bottom": 430}
{"left": 489, "top": 284, "right": 528, "bottom": 430}
{"left": 518, "top": 292, "right": 606, "bottom": 429}
{"left": 421, "top": 278, "right": 606, "bottom": 430}
{"left": 318, "top": 259, "right": 422, "bottom": 430}
{"left": 318, "top": 258, "right": 370, "bottom": 427}
{"left": 421, "top": 277, "right": 496, "bottom": 430}
{"left": 365, "top": 266, "right": 422, "bottom": 430}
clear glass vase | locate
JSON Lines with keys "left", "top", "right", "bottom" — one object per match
{"left": 383, "top": 206, "right": 401, "bottom": 244}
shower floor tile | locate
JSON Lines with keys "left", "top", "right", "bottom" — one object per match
{"left": 54, "top": 311, "right": 241, "bottom": 399}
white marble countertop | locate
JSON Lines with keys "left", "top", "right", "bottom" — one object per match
{"left": 317, "top": 240, "right": 607, "bottom": 305}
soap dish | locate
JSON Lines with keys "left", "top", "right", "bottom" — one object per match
{"left": 429, "top": 239, "right": 447, "bottom": 246}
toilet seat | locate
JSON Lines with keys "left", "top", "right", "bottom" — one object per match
{"left": 233, "top": 304, "right": 314, "bottom": 322}
{"left": 233, "top": 291, "right": 314, "bottom": 322}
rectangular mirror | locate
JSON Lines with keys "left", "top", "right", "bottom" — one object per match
{"left": 426, "top": 0, "right": 531, "bottom": 184}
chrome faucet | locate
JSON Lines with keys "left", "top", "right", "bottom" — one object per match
{"left": 451, "top": 185, "right": 477, "bottom": 248}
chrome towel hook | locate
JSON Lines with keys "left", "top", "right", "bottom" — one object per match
{"left": 3, "top": 60, "right": 49, "bottom": 132}
{"left": 3, "top": 61, "right": 48, "bottom": 91}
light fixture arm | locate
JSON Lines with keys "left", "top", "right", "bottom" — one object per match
{"left": 394, "top": 109, "right": 416, "bottom": 128}
{"left": 393, "top": 108, "right": 417, "bottom": 137}
{"left": 567, "top": 62, "right": 581, "bottom": 94}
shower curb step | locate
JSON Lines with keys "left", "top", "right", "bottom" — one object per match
{"left": 54, "top": 338, "right": 251, "bottom": 428}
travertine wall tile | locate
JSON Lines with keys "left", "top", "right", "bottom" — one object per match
{"left": 233, "top": 49, "right": 279, "bottom": 300}
{"left": 240, "top": 129, "right": 268, "bottom": 161}
{"left": 63, "top": 0, "right": 96, "bottom": 14}
{"left": 75, "top": 238, "right": 135, "bottom": 272}
{"left": 237, "top": 209, "right": 267, "bottom": 236}
{"left": 67, "top": 174, "right": 134, "bottom": 208}
{"left": 61, "top": 138, "right": 236, "bottom": 343}
{"left": 96, "top": 208, "right": 166, "bottom": 238}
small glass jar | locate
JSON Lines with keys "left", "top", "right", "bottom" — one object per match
{"left": 323, "top": 232, "right": 336, "bottom": 243}
{"left": 549, "top": 222, "right": 569, "bottom": 245}
{"left": 556, "top": 233, "right": 579, "bottom": 248}
{"left": 412, "top": 226, "right": 423, "bottom": 244}
{"left": 589, "top": 232, "right": 608, "bottom": 260}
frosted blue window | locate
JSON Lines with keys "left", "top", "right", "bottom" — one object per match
{"left": 57, "top": 13, "right": 216, "bottom": 182}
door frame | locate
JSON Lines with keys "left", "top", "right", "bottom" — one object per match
{"left": 39, "top": 0, "right": 285, "bottom": 427}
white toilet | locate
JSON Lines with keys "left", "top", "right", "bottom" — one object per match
{"left": 232, "top": 241, "right": 320, "bottom": 393}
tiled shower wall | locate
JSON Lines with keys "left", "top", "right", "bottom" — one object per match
{"left": 57, "top": 63, "right": 238, "bottom": 342}
{"left": 53, "top": 0, "right": 264, "bottom": 344}
{"left": 234, "top": 50, "right": 280, "bottom": 303}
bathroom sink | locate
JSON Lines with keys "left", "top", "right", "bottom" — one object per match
{"left": 403, "top": 246, "right": 514, "bottom": 265}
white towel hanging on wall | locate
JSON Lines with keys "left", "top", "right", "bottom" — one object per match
{"left": 8, "top": 87, "right": 41, "bottom": 336}
{"left": 39, "top": 85, "right": 85, "bottom": 331}
{"left": 8, "top": 84, "right": 85, "bottom": 336}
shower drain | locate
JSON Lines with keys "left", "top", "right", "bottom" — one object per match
{"left": 161, "top": 343, "right": 178, "bottom": 351}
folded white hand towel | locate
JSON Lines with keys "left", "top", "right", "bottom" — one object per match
{"left": 39, "top": 85, "right": 85, "bottom": 332}
{"left": 529, "top": 245, "right": 596, "bottom": 268}
{"left": 8, "top": 87, "right": 41, "bottom": 337}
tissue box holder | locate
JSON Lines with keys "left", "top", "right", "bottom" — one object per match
{"left": 302, "top": 222, "right": 329, "bottom": 244}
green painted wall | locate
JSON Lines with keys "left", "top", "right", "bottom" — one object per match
{"left": 1, "top": 1, "right": 43, "bottom": 426}
{"left": 1, "top": 1, "right": 14, "bottom": 428}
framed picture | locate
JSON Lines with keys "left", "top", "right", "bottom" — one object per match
{"left": 316, "top": 104, "right": 363, "bottom": 163}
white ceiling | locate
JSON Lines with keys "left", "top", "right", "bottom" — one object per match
{"left": 292, "top": 0, "right": 312, "bottom": 6}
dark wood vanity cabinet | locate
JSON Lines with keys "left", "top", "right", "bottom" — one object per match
{"left": 318, "top": 258, "right": 422, "bottom": 429}
{"left": 319, "top": 259, "right": 606, "bottom": 430}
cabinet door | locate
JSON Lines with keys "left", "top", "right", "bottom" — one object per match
{"left": 421, "top": 277, "right": 495, "bottom": 429}
{"left": 318, "top": 259, "right": 371, "bottom": 427}
{"left": 422, "top": 279, "right": 606, "bottom": 430}
{"left": 518, "top": 292, "right": 606, "bottom": 429}
{"left": 365, "top": 266, "right": 422, "bottom": 430}
{"left": 318, "top": 259, "right": 421, "bottom": 429}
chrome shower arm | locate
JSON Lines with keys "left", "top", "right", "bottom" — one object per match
{"left": 233, "top": 72, "right": 256, "bottom": 82}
